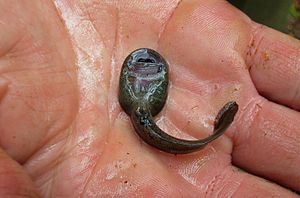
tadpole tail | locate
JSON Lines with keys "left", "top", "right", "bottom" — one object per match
{"left": 130, "top": 102, "right": 239, "bottom": 154}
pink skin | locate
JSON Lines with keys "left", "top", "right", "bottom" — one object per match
{"left": 0, "top": 0, "right": 299, "bottom": 197}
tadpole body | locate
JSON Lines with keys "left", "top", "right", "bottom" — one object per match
{"left": 118, "top": 48, "right": 238, "bottom": 154}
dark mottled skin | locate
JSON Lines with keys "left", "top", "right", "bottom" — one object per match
{"left": 119, "top": 48, "right": 239, "bottom": 154}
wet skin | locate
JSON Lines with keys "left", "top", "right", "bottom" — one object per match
{"left": 119, "top": 48, "right": 239, "bottom": 154}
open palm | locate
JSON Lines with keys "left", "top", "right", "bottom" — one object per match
{"left": 0, "top": 0, "right": 299, "bottom": 197}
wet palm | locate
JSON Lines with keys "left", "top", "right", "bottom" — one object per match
{"left": 0, "top": 0, "right": 299, "bottom": 197}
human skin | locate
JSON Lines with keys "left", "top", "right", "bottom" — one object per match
{"left": 0, "top": 0, "right": 299, "bottom": 197}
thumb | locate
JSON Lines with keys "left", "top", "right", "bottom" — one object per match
{"left": 0, "top": 148, "right": 38, "bottom": 198}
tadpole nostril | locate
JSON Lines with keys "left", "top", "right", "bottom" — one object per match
{"left": 137, "top": 58, "right": 155, "bottom": 63}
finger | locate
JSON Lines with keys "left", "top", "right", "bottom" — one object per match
{"left": 0, "top": 148, "right": 38, "bottom": 197}
{"left": 232, "top": 97, "right": 300, "bottom": 191}
{"left": 161, "top": 150, "right": 298, "bottom": 197}
{"left": 198, "top": 165, "right": 297, "bottom": 197}
{"left": 246, "top": 23, "right": 300, "bottom": 110}
{"left": 208, "top": 166, "right": 298, "bottom": 198}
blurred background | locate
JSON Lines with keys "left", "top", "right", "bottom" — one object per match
{"left": 228, "top": 0, "right": 300, "bottom": 39}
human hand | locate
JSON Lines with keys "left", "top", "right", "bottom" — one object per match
{"left": 0, "top": 0, "right": 299, "bottom": 197}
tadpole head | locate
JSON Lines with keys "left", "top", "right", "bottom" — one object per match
{"left": 119, "top": 48, "right": 169, "bottom": 116}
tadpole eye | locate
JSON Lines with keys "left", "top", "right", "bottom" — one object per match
{"left": 137, "top": 58, "right": 156, "bottom": 63}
